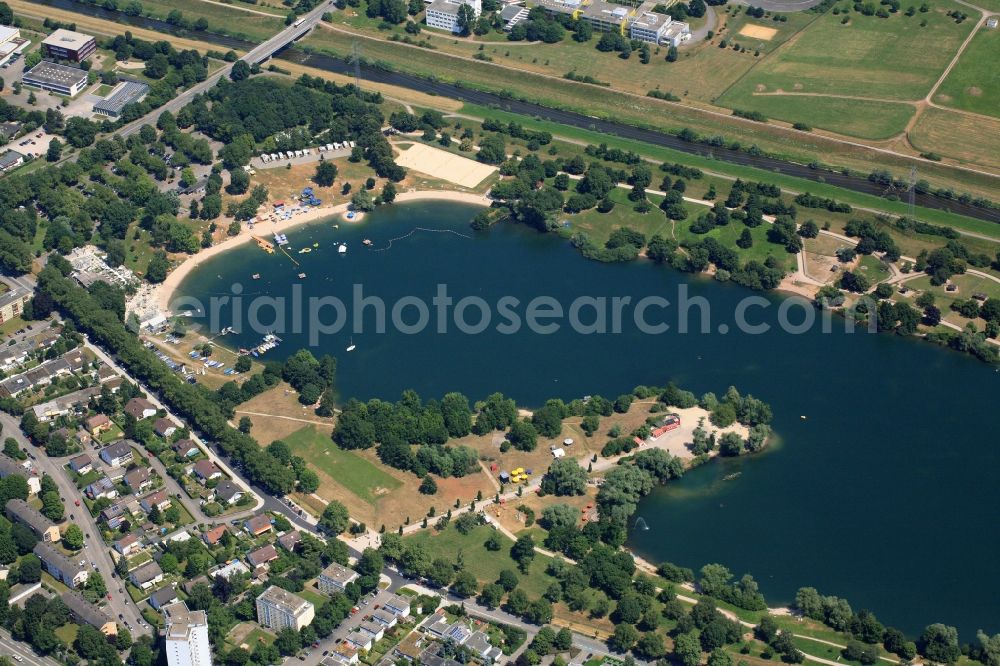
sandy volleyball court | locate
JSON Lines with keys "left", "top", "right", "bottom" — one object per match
{"left": 739, "top": 24, "right": 778, "bottom": 40}
{"left": 395, "top": 143, "right": 497, "bottom": 188}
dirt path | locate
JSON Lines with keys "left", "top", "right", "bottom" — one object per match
{"left": 234, "top": 409, "right": 338, "bottom": 425}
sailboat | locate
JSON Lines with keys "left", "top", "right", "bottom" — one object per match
{"left": 346, "top": 337, "right": 356, "bottom": 352}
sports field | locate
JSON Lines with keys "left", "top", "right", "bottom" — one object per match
{"left": 720, "top": 7, "right": 975, "bottom": 102}
{"left": 395, "top": 143, "right": 497, "bottom": 188}
{"left": 934, "top": 26, "right": 1000, "bottom": 118}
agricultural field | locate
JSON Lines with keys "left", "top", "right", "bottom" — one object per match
{"left": 908, "top": 107, "right": 1000, "bottom": 171}
{"left": 722, "top": 94, "right": 915, "bottom": 139}
{"left": 933, "top": 26, "right": 1000, "bottom": 118}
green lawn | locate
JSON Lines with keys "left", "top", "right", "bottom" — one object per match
{"left": 934, "top": 27, "right": 1000, "bottom": 118}
{"left": 405, "top": 523, "right": 557, "bottom": 597}
{"left": 283, "top": 426, "right": 402, "bottom": 504}
{"left": 0, "top": 316, "right": 26, "bottom": 337}
{"left": 298, "top": 586, "right": 328, "bottom": 608}
{"left": 132, "top": 0, "right": 286, "bottom": 42}
{"left": 715, "top": 93, "right": 916, "bottom": 140}
{"left": 856, "top": 254, "right": 891, "bottom": 281}
{"left": 54, "top": 623, "right": 79, "bottom": 645}
{"left": 719, "top": 6, "right": 975, "bottom": 102}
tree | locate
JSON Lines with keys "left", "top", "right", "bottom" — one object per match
{"left": 510, "top": 534, "right": 535, "bottom": 572}
{"left": 274, "top": 627, "right": 301, "bottom": 655}
{"left": 351, "top": 188, "right": 375, "bottom": 212}
{"left": 382, "top": 181, "right": 397, "bottom": 203}
{"left": 540, "top": 458, "right": 588, "bottom": 496}
{"left": 40, "top": 490, "right": 64, "bottom": 521}
{"left": 919, "top": 624, "right": 960, "bottom": 664}
{"left": 609, "top": 624, "right": 639, "bottom": 652}
{"left": 419, "top": 475, "right": 438, "bottom": 495}
{"left": 674, "top": 631, "right": 703, "bottom": 666}
{"left": 63, "top": 524, "right": 84, "bottom": 550}
{"left": 508, "top": 419, "right": 538, "bottom": 452}
{"left": 478, "top": 135, "right": 507, "bottom": 165}
{"left": 452, "top": 570, "right": 478, "bottom": 598}
{"left": 46, "top": 138, "right": 63, "bottom": 162}
{"left": 230, "top": 60, "right": 251, "bottom": 82}
{"left": 319, "top": 501, "right": 350, "bottom": 534}
{"left": 17, "top": 553, "right": 41, "bottom": 583}
{"left": 315, "top": 161, "right": 338, "bottom": 187}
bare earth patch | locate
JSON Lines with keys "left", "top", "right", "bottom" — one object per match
{"left": 755, "top": 83, "right": 768, "bottom": 92}
{"left": 394, "top": 143, "right": 498, "bottom": 188}
{"left": 966, "top": 86, "right": 982, "bottom": 96}
{"left": 739, "top": 23, "right": 778, "bottom": 40}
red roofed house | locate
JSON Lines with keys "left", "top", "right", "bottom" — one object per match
{"left": 202, "top": 525, "right": 227, "bottom": 546}
{"left": 153, "top": 418, "right": 177, "bottom": 438}
{"left": 244, "top": 515, "right": 272, "bottom": 536}
{"left": 247, "top": 544, "right": 279, "bottom": 567}
{"left": 192, "top": 459, "right": 222, "bottom": 482}
{"left": 86, "top": 414, "right": 112, "bottom": 436}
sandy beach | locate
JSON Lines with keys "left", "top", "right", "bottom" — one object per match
{"left": 153, "top": 190, "right": 490, "bottom": 315}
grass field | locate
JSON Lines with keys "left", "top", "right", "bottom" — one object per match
{"left": 284, "top": 425, "right": 402, "bottom": 504}
{"left": 909, "top": 106, "right": 1000, "bottom": 171}
{"left": 720, "top": 7, "right": 974, "bottom": 102}
{"left": 856, "top": 253, "right": 891, "bottom": 281}
{"left": 934, "top": 26, "right": 1000, "bottom": 118}
{"left": 133, "top": 0, "right": 285, "bottom": 41}
{"left": 718, "top": 93, "right": 915, "bottom": 139}
{"left": 406, "top": 523, "right": 557, "bottom": 597}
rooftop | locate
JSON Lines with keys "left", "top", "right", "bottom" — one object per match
{"left": 43, "top": 28, "right": 94, "bottom": 51}
{"left": 163, "top": 601, "right": 208, "bottom": 640}
{"left": 62, "top": 589, "right": 113, "bottom": 628}
{"left": 7, "top": 498, "right": 55, "bottom": 535}
{"left": 580, "top": 0, "right": 631, "bottom": 22}
{"left": 630, "top": 10, "right": 671, "bottom": 31}
{"left": 320, "top": 562, "right": 358, "bottom": 585}
{"left": 257, "top": 585, "right": 312, "bottom": 614}
{"left": 22, "top": 60, "right": 88, "bottom": 87}
{"left": 93, "top": 79, "right": 149, "bottom": 116}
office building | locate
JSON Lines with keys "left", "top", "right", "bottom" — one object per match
{"left": 42, "top": 28, "right": 96, "bottom": 62}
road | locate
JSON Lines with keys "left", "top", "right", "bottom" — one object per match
{"left": 114, "top": 2, "right": 334, "bottom": 138}
{"left": 0, "top": 626, "right": 61, "bottom": 666}
{"left": 0, "top": 411, "right": 147, "bottom": 633}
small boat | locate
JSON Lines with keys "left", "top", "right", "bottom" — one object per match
{"left": 363, "top": 239, "right": 373, "bottom": 246}
{"left": 298, "top": 248, "right": 311, "bottom": 254}
{"left": 346, "top": 337, "right": 356, "bottom": 352}
{"left": 338, "top": 244, "right": 347, "bottom": 254}
{"left": 298, "top": 272, "right": 307, "bottom": 278}
{"left": 252, "top": 273, "right": 260, "bottom": 280}
{"left": 312, "top": 242, "right": 319, "bottom": 248}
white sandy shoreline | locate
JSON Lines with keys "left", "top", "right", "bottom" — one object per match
{"left": 153, "top": 190, "right": 491, "bottom": 314}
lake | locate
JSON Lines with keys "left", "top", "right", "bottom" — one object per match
{"left": 177, "top": 201, "right": 1000, "bottom": 639}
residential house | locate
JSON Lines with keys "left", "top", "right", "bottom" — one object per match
{"left": 211, "top": 560, "right": 249, "bottom": 581}
{"left": 202, "top": 525, "right": 227, "bottom": 546}
{"left": 0, "top": 150, "right": 24, "bottom": 173}
{"left": 173, "top": 439, "right": 199, "bottom": 458}
{"left": 0, "top": 453, "right": 27, "bottom": 483}
{"left": 317, "top": 562, "right": 359, "bottom": 594}
{"left": 383, "top": 593, "right": 411, "bottom": 618}
{"left": 124, "top": 397, "right": 156, "bottom": 420}
{"left": 247, "top": 544, "right": 279, "bottom": 568}
{"left": 358, "top": 621, "right": 385, "bottom": 641}
{"left": 154, "top": 418, "right": 177, "bottom": 438}
{"left": 465, "top": 632, "right": 503, "bottom": 663}
{"left": 129, "top": 561, "right": 164, "bottom": 590}
{"left": 0, "top": 350, "right": 86, "bottom": 398}
{"left": 34, "top": 541, "right": 87, "bottom": 587}
{"left": 277, "top": 531, "right": 300, "bottom": 552}
{"left": 213, "top": 480, "right": 242, "bottom": 505}
{"left": 69, "top": 454, "right": 93, "bottom": 475}
{"left": 85, "top": 476, "right": 118, "bottom": 500}
{"left": 100, "top": 501, "right": 128, "bottom": 529}
{"left": 149, "top": 585, "right": 180, "bottom": 611}
{"left": 100, "top": 440, "right": 134, "bottom": 467}
{"left": 324, "top": 643, "right": 359, "bottom": 666}
{"left": 114, "top": 533, "right": 141, "bottom": 556}
{"left": 371, "top": 610, "right": 398, "bottom": 628}
{"left": 30, "top": 387, "right": 102, "bottom": 422}
{"left": 5, "top": 498, "right": 60, "bottom": 543}
{"left": 244, "top": 514, "right": 272, "bottom": 536}
{"left": 192, "top": 459, "right": 222, "bottom": 482}
{"left": 85, "top": 413, "right": 112, "bottom": 436}
{"left": 62, "top": 589, "right": 117, "bottom": 635}
{"left": 140, "top": 489, "right": 171, "bottom": 514}
{"left": 255, "top": 585, "right": 314, "bottom": 631}
{"left": 344, "top": 633, "right": 373, "bottom": 652}
{"left": 124, "top": 467, "right": 152, "bottom": 493}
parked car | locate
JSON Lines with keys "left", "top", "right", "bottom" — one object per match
{"left": 74, "top": 499, "right": 80, "bottom": 506}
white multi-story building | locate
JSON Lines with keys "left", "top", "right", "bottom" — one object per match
{"left": 256, "top": 586, "right": 315, "bottom": 631}
{"left": 163, "top": 602, "right": 212, "bottom": 666}
{"left": 425, "top": 0, "right": 481, "bottom": 33}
